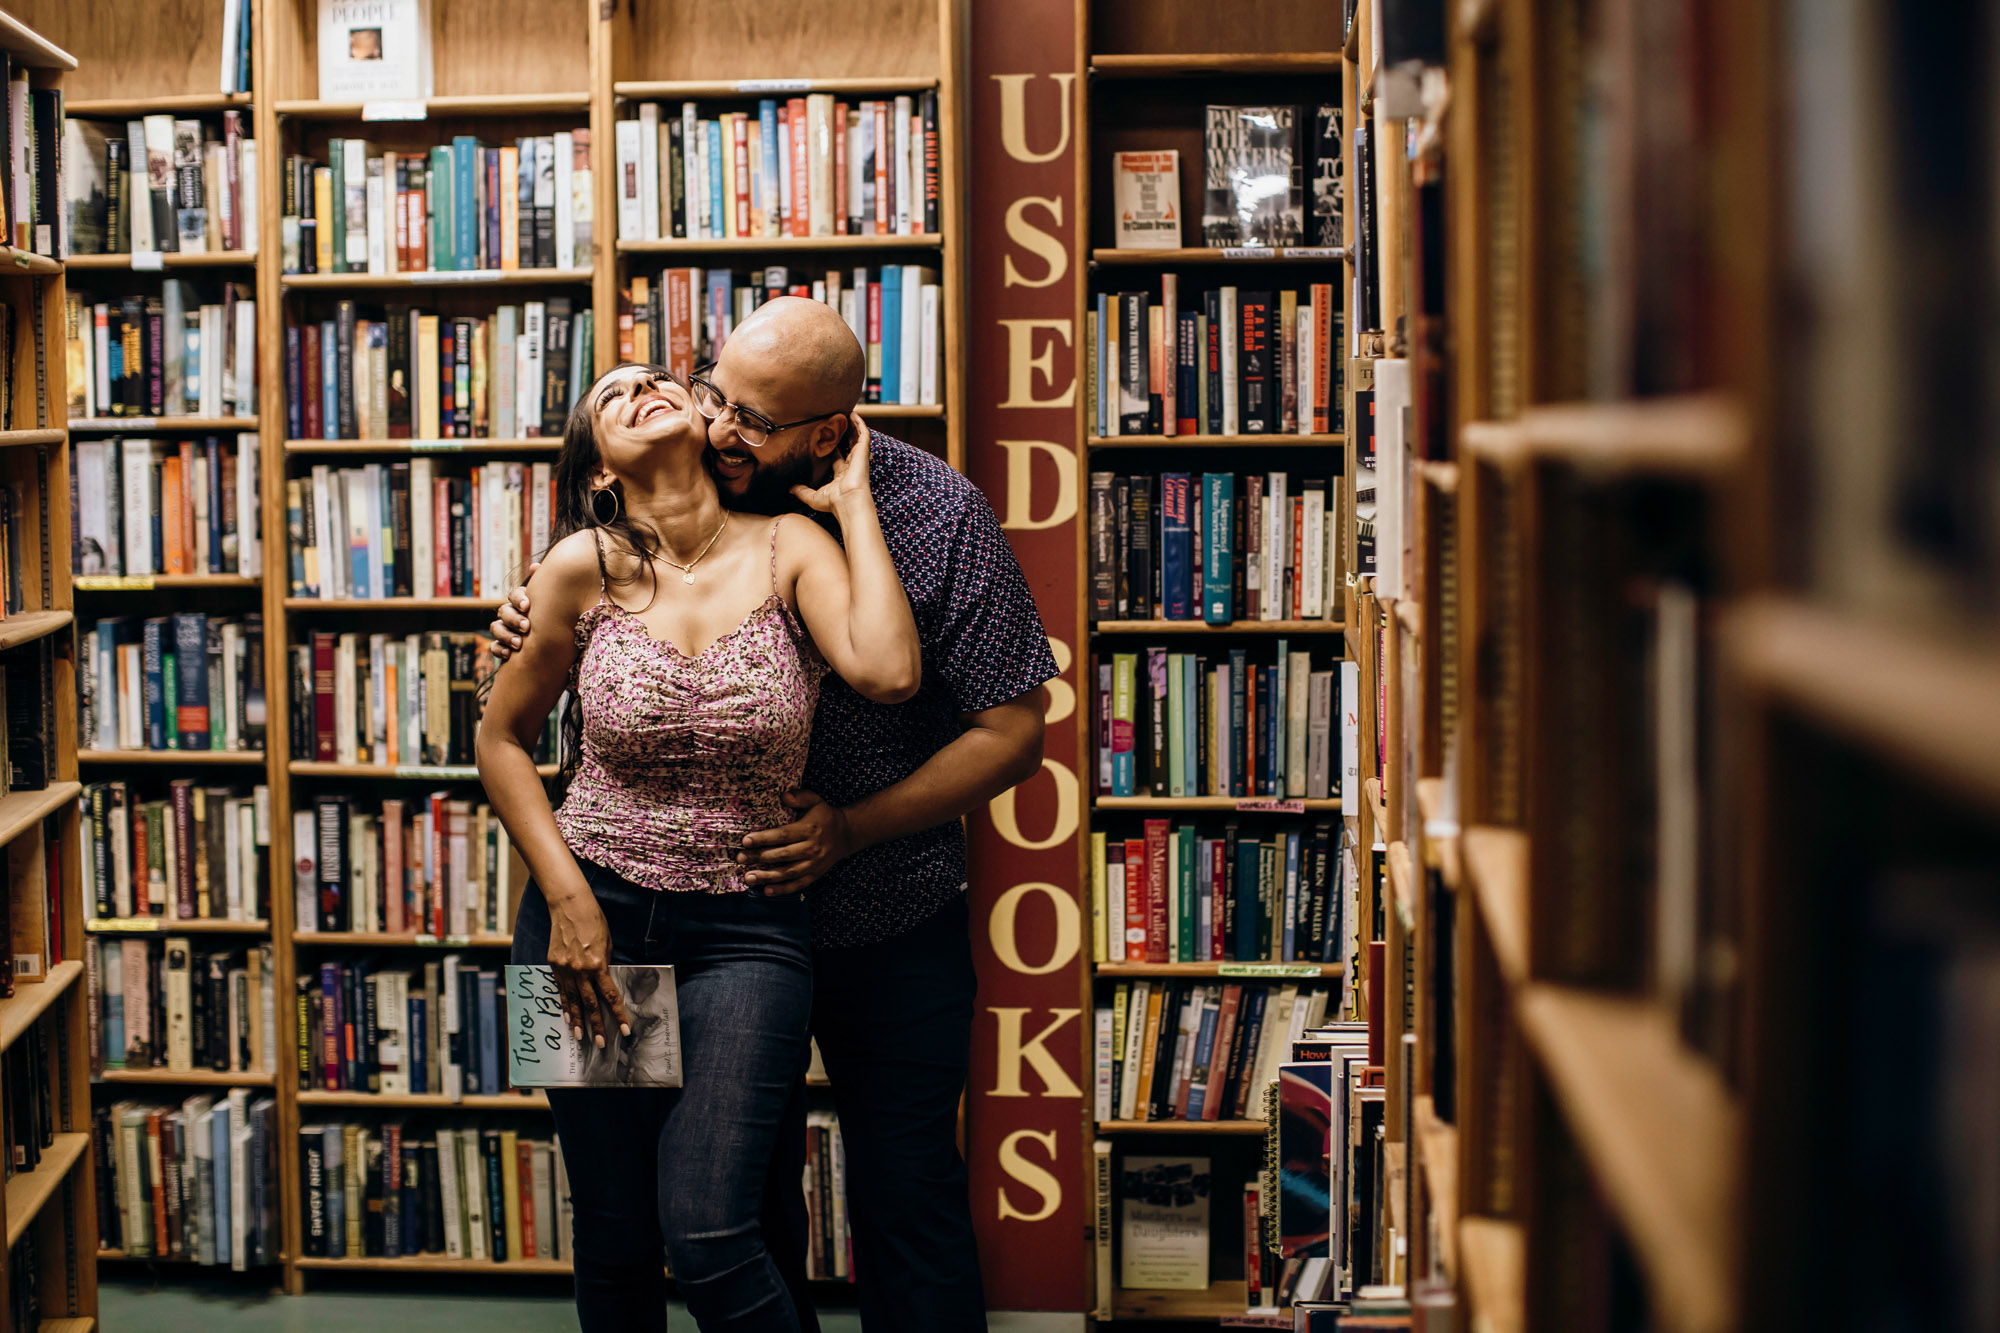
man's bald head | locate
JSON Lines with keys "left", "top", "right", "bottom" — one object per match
{"left": 720, "top": 295, "right": 865, "bottom": 418}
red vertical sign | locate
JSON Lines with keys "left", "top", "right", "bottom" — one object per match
{"left": 962, "top": 0, "right": 1088, "bottom": 1313}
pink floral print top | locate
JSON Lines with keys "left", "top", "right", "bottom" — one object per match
{"left": 554, "top": 520, "right": 824, "bottom": 893}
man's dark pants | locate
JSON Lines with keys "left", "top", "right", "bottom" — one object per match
{"left": 764, "top": 894, "right": 988, "bottom": 1332}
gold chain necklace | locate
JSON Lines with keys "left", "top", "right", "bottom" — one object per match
{"left": 660, "top": 512, "right": 729, "bottom": 585}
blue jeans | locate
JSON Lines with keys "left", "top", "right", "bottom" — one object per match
{"left": 513, "top": 859, "right": 813, "bottom": 1333}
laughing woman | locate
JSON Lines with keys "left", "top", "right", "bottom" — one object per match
{"left": 476, "top": 363, "right": 920, "bottom": 1333}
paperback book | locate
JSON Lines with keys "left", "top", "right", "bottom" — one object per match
{"left": 505, "top": 965, "right": 681, "bottom": 1088}
{"left": 1202, "top": 106, "right": 1303, "bottom": 248}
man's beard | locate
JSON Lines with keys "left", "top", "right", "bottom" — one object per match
{"left": 703, "top": 445, "right": 819, "bottom": 515}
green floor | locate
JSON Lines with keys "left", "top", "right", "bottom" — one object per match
{"left": 98, "top": 1276, "right": 865, "bottom": 1331}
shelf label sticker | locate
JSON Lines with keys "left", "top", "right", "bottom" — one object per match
{"left": 1284, "top": 247, "right": 1343, "bottom": 259}
{"left": 363, "top": 100, "right": 428, "bottom": 122}
{"left": 1217, "top": 962, "right": 1325, "bottom": 978}
{"left": 1220, "top": 247, "right": 1280, "bottom": 259}
{"left": 88, "top": 918, "right": 159, "bottom": 931}
{"left": 75, "top": 575, "right": 155, "bottom": 591}
{"left": 408, "top": 270, "right": 497, "bottom": 284}
{"left": 395, "top": 765, "right": 478, "bottom": 779}
{"left": 119, "top": 417, "right": 160, "bottom": 428}
{"left": 416, "top": 933, "right": 473, "bottom": 946}
{"left": 735, "top": 79, "right": 813, "bottom": 93}
{"left": 131, "top": 250, "right": 165, "bottom": 271}
{"left": 1234, "top": 798, "right": 1306, "bottom": 813}
{"left": 411, "top": 439, "right": 465, "bottom": 452}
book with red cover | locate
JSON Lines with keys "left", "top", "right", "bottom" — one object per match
{"left": 311, "top": 631, "right": 337, "bottom": 761}
{"left": 1144, "top": 818, "right": 1171, "bottom": 964}
{"left": 1239, "top": 292, "right": 1273, "bottom": 432}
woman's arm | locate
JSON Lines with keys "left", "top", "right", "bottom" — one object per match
{"left": 475, "top": 531, "right": 632, "bottom": 1046}
{"left": 786, "top": 431, "right": 923, "bottom": 704}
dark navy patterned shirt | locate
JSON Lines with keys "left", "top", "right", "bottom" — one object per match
{"left": 801, "top": 431, "right": 1058, "bottom": 948}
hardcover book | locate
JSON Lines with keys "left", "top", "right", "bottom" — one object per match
{"left": 1113, "top": 150, "right": 1182, "bottom": 250}
{"left": 504, "top": 965, "right": 681, "bottom": 1088}
{"left": 316, "top": 0, "right": 434, "bottom": 103}
{"left": 1201, "top": 106, "right": 1303, "bottom": 248}
{"left": 1118, "top": 1155, "right": 1211, "bottom": 1289}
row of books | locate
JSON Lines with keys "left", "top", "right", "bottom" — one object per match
{"left": 1094, "top": 644, "right": 1337, "bottom": 799}
{"left": 0, "top": 812, "right": 65, "bottom": 998}
{"left": 289, "top": 461, "right": 550, "bottom": 601}
{"left": 0, "top": 639, "right": 51, "bottom": 798}
{"left": 1092, "top": 981, "right": 1334, "bottom": 1123}
{"left": 63, "top": 113, "right": 258, "bottom": 257}
{"left": 286, "top": 299, "right": 592, "bottom": 441}
{"left": 1088, "top": 471, "right": 1336, "bottom": 623}
{"left": 300, "top": 1120, "right": 573, "bottom": 1263}
{"left": 83, "top": 781, "right": 270, "bottom": 923}
{"left": 1092, "top": 820, "right": 1345, "bottom": 967}
{"left": 801, "top": 1110, "right": 853, "bottom": 1283}
{"left": 285, "top": 630, "right": 558, "bottom": 769}
{"left": 615, "top": 95, "right": 940, "bottom": 243}
{"left": 5, "top": 66, "right": 64, "bottom": 256}
{"left": 80, "top": 615, "right": 267, "bottom": 754}
{"left": 1088, "top": 281, "right": 1343, "bottom": 437}
{"left": 281, "top": 133, "right": 593, "bottom": 275}
{"left": 73, "top": 436, "right": 262, "bottom": 579}
{"left": 625, "top": 265, "right": 942, "bottom": 406}
{"left": 0, "top": 486, "right": 27, "bottom": 618}
{"left": 64, "top": 286, "right": 259, "bottom": 420}
{"left": 299, "top": 954, "right": 523, "bottom": 1097}
{"left": 85, "top": 937, "right": 276, "bottom": 1075}
{"left": 294, "top": 798, "right": 519, "bottom": 940}
{"left": 94, "top": 1093, "right": 281, "bottom": 1267}
{"left": 1259, "top": 1022, "right": 1386, "bottom": 1304}
{"left": 3, "top": 1021, "right": 55, "bottom": 1180}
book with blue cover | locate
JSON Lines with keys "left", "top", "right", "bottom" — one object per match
{"left": 505, "top": 964, "right": 682, "bottom": 1088}
{"left": 1203, "top": 472, "right": 1235, "bottom": 624}
{"left": 1160, "top": 473, "right": 1193, "bottom": 619}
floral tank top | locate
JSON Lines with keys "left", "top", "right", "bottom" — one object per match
{"left": 554, "top": 519, "right": 825, "bottom": 893}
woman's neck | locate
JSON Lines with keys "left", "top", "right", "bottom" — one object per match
{"left": 619, "top": 453, "right": 728, "bottom": 562}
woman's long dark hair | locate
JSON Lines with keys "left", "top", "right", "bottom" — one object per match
{"left": 524, "top": 362, "right": 679, "bottom": 800}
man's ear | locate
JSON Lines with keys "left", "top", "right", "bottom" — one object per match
{"left": 810, "top": 413, "right": 851, "bottom": 459}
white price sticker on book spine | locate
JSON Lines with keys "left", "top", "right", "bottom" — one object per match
{"left": 363, "top": 100, "right": 428, "bottom": 122}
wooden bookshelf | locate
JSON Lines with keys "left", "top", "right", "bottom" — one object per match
{"left": 64, "top": 252, "right": 257, "bottom": 270}
{"left": 295, "top": 1090, "right": 548, "bottom": 1110}
{"left": 84, "top": 918, "right": 270, "bottom": 934}
{"left": 78, "top": 749, "right": 266, "bottom": 766}
{"left": 68, "top": 418, "right": 258, "bottom": 432}
{"left": 0, "top": 610, "right": 74, "bottom": 651}
{"left": 1095, "top": 1120, "right": 1265, "bottom": 1136}
{"left": 95, "top": 1069, "right": 277, "bottom": 1088}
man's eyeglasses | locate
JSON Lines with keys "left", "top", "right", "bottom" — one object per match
{"left": 687, "top": 370, "right": 843, "bottom": 449}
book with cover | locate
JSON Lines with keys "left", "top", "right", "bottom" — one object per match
{"left": 1118, "top": 1155, "right": 1211, "bottom": 1290}
{"left": 1113, "top": 150, "right": 1181, "bottom": 250}
{"left": 1202, "top": 106, "right": 1303, "bottom": 248}
{"left": 504, "top": 965, "right": 681, "bottom": 1087}
{"left": 317, "top": 0, "right": 435, "bottom": 103}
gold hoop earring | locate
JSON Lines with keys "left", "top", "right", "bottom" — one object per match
{"left": 590, "top": 486, "right": 621, "bottom": 526}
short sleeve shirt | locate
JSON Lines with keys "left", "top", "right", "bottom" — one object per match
{"left": 800, "top": 432, "right": 1059, "bottom": 948}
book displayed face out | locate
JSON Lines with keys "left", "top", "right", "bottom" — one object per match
{"left": 317, "top": 0, "right": 435, "bottom": 102}
{"left": 505, "top": 964, "right": 683, "bottom": 1088}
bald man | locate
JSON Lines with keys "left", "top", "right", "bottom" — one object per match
{"left": 494, "top": 298, "right": 1057, "bottom": 1332}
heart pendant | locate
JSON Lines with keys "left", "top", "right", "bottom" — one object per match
{"left": 683, "top": 571, "right": 696, "bottom": 585}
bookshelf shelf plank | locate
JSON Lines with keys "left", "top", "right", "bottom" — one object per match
{"left": 296, "top": 1091, "right": 549, "bottom": 1110}
{"left": 1456, "top": 1217, "right": 1524, "bottom": 1333}
{"left": 274, "top": 94, "right": 592, "bottom": 119}
{"left": 293, "top": 931, "right": 515, "bottom": 948}
{"left": 1364, "top": 775, "right": 1389, "bottom": 838}
{"left": 66, "top": 252, "right": 256, "bottom": 270}
{"left": 284, "top": 439, "right": 561, "bottom": 455}
{"left": 0, "top": 783, "right": 84, "bottom": 852}
{"left": 40, "top": 1317, "right": 97, "bottom": 1333}
{"left": 282, "top": 270, "right": 595, "bottom": 290}
{"left": 1109, "top": 1278, "right": 1252, "bottom": 1320}
{"left": 0, "top": 248, "right": 61, "bottom": 275}
{"left": 1090, "top": 620, "right": 1345, "bottom": 635}
{"left": 0, "top": 611, "right": 75, "bottom": 651}
{"left": 293, "top": 1255, "right": 572, "bottom": 1275}
{"left": 615, "top": 77, "right": 938, "bottom": 98}
{"left": 66, "top": 93, "right": 252, "bottom": 116}
{"left": 74, "top": 575, "right": 260, "bottom": 591}
{"left": 0, "top": 14, "right": 73, "bottom": 67}
{"left": 1516, "top": 986, "right": 1739, "bottom": 1333}
{"left": 287, "top": 763, "right": 556, "bottom": 779}
{"left": 1094, "top": 961, "right": 1341, "bottom": 978}
{"left": 1726, "top": 596, "right": 2000, "bottom": 814}
{"left": 1415, "top": 777, "right": 1461, "bottom": 890}
{"left": 0, "top": 429, "right": 66, "bottom": 449}
{"left": 1091, "top": 247, "right": 1347, "bottom": 266}
{"left": 5, "top": 1133, "right": 91, "bottom": 1248}
{"left": 1095, "top": 1119, "right": 1266, "bottom": 1135}
{"left": 1095, "top": 796, "right": 1340, "bottom": 811}
{"left": 616, "top": 235, "right": 943, "bottom": 256}
{"left": 1414, "top": 1095, "right": 1459, "bottom": 1277}
{"left": 1088, "top": 433, "right": 1345, "bottom": 449}
{"left": 69, "top": 418, "right": 257, "bottom": 432}
{"left": 282, "top": 597, "right": 500, "bottom": 611}
{"left": 80, "top": 749, "right": 267, "bottom": 766}
{"left": 87, "top": 918, "right": 270, "bottom": 934}
{"left": 0, "top": 962, "right": 83, "bottom": 1057}
{"left": 1090, "top": 52, "right": 1344, "bottom": 76}
{"left": 856, "top": 404, "right": 946, "bottom": 419}
{"left": 1462, "top": 827, "right": 1528, "bottom": 986}
{"left": 96, "top": 1069, "right": 277, "bottom": 1087}
{"left": 1511, "top": 394, "right": 1747, "bottom": 480}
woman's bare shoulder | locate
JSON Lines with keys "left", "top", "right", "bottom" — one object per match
{"left": 530, "top": 530, "right": 612, "bottom": 611}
